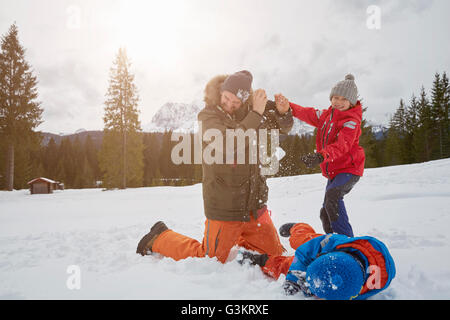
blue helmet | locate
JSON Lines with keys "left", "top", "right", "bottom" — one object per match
{"left": 306, "top": 251, "right": 365, "bottom": 300}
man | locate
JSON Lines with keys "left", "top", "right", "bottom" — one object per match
{"left": 136, "top": 70, "right": 293, "bottom": 263}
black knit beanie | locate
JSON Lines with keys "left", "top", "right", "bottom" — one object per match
{"left": 220, "top": 70, "right": 253, "bottom": 103}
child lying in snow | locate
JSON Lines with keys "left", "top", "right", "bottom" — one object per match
{"left": 238, "top": 223, "right": 396, "bottom": 300}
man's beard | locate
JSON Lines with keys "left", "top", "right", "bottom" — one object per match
{"left": 220, "top": 103, "right": 238, "bottom": 115}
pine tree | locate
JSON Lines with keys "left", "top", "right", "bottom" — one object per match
{"left": 384, "top": 125, "right": 402, "bottom": 165}
{"left": 391, "top": 99, "right": 407, "bottom": 135}
{"left": 12, "top": 133, "right": 38, "bottom": 189}
{"left": 53, "top": 154, "right": 64, "bottom": 184}
{"left": 60, "top": 137, "right": 76, "bottom": 188}
{"left": 430, "top": 72, "right": 446, "bottom": 159}
{"left": 373, "top": 130, "right": 387, "bottom": 167}
{"left": 385, "top": 100, "right": 408, "bottom": 165}
{"left": 99, "top": 48, "right": 143, "bottom": 189}
{"left": 44, "top": 137, "right": 58, "bottom": 179}
{"left": 404, "top": 94, "right": 419, "bottom": 163}
{"left": 152, "top": 167, "right": 163, "bottom": 186}
{"left": 143, "top": 133, "right": 152, "bottom": 186}
{"left": 0, "top": 23, "right": 43, "bottom": 190}
{"left": 0, "top": 137, "right": 5, "bottom": 188}
{"left": 72, "top": 136, "right": 84, "bottom": 188}
{"left": 74, "top": 155, "right": 95, "bottom": 189}
{"left": 84, "top": 134, "right": 100, "bottom": 184}
{"left": 99, "top": 130, "right": 121, "bottom": 189}
{"left": 159, "top": 130, "right": 174, "bottom": 180}
{"left": 414, "top": 86, "right": 432, "bottom": 162}
{"left": 143, "top": 132, "right": 161, "bottom": 187}
{"left": 441, "top": 72, "right": 450, "bottom": 158}
{"left": 360, "top": 107, "right": 378, "bottom": 168}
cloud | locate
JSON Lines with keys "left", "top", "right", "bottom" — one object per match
{"left": 1, "top": 0, "right": 449, "bottom": 133}
{"left": 35, "top": 56, "right": 105, "bottom": 132}
{"left": 331, "top": 0, "right": 434, "bottom": 13}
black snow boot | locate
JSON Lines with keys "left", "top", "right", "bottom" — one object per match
{"left": 237, "top": 250, "right": 269, "bottom": 267}
{"left": 279, "top": 223, "right": 296, "bottom": 237}
{"left": 136, "top": 221, "right": 168, "bottom": 256}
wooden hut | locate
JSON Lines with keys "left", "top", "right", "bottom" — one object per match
{"left": 27, "top": 177, "right": 58, "bottom": 194}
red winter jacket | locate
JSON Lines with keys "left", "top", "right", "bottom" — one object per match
{"left": 290, "top": 101, "right": 365, "bottom": 180}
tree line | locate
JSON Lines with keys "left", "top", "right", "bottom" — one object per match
{"left": 382, "top": 72, "right": 450, "bottom": 165}
{"left": 1, "top": 23, "right": 449, "bottom": 191}
{"left": 0, "top": 131, "right": 202, "bottom": 190}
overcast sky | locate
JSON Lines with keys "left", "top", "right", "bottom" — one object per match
{"left": 1, "top": 0, "right": 449, "bottom": 134}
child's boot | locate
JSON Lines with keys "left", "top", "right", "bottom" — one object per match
{"left": 279, "top": 223, "right": 296, "bottom": 237}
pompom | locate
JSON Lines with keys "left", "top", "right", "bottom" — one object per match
{"left": 345, "top": 74, "right": 355, "bottom": 81}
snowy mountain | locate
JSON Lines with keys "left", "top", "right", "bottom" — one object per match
{"left": 41, "top": 130, "right": 103, "bottom": 147}
{"left": 74, "top": 128, "right": 87, "bottom": 134}
{"left": 1, "top": 159, "right": 450, "bottom": 299}
{"left": 290, "top": 118, "right": 315, "bottom": 136}
{"left": 370, "top": 123, "right": 389, "bottom": 140}
{"left": 143, "top": 102, "right": 204, "bottom": 133}
{"left": 143, "top": 101, "right": 315, "bottom": 136}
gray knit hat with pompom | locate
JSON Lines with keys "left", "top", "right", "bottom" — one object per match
{"left": 329, "top": 74, "right": 359, "bottom": 106}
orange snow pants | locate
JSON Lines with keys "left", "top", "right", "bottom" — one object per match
{"left": 262, "top": 223, "right": 323, "bottom": 279}
{"left": 152, "top": 208, "right": 285, "bottom": 263}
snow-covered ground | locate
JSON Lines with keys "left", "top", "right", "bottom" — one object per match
{"left": 1, "top": 159, "right": 450, "bottom": 300}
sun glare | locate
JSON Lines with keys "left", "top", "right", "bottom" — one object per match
{"left": 110, "top": 0, "right": 186, "bottom": 69}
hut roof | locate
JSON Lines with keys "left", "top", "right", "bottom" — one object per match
{"left": 27, "top": 177, "right": 57, "bottom": 185}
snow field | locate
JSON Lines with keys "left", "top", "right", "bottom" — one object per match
{"left": 1, "top": 159, "right": 450, "bottom": 299}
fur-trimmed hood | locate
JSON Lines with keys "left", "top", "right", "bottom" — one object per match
{"left": 203, "top": 74, "right": 253, "bottom": 108}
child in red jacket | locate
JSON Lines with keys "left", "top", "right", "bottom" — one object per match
{"left": 275, "top": 74, "right": 365, "bottom": 237}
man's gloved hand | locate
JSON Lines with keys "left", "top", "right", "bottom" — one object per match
{"left": 237, "top": 250, "right": 269, "bottom": 267}
{"left": 301, "top": 152, "right": 324, "bottom": 168}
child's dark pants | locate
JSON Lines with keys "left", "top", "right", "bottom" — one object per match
{"left": 320, "top": 173, "right": 360, "bottom": 237}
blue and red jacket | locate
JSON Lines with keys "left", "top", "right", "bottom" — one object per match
{"left": 286, "top": 233, "right": 396, "bottom": 300}
{"left": 290, "top": 101, "right": 365, "bottom": 180}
